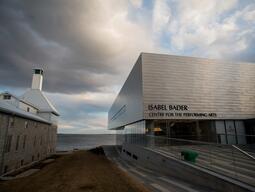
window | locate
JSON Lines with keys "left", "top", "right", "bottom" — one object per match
{"left": 34, "top": 136, "right": 36, "bottom": 147}
{"left": 23, "top": 135, "right": 27, "bottom": 149}
{"left": 4, "top": 166, "right": 8, "bottom": 173}
{"left": 8, "top": 117, "right": 14, "bottom": 128}
{"left": 25, "top": 121, "right": 28, "bottom": 128}
{"left": 40, "top": 136, "right": 43, "bottom": 145}
{"left": 15, "top": 135, "right": 20, "bottom": 151}
{"left": 4, "top": 135, "right": 12, "bottom": 153}
{"left": 32, "top": 155, "right": 34, "bottom": 161}
{"left": 34, "top": 69, "right": 43, "bottom": 75}
{"left": 3, "top": 95, "right": 11, "bottom": 100}
{"left": 21, "top": 160, "right": 24, "bottom": 166}
{"left": 27, "top": 107, "right": 30, "bottom": 112}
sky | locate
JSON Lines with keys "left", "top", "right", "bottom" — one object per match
{"left": 0, "top": 0, "right": 255, "bottom": 134}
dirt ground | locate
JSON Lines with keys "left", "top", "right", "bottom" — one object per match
{"left": 0, "top": 150, "right": 150, "bottom": 192}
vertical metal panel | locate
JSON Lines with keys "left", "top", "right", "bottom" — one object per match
{"left": 215, "top": 121, "right": 227, "bottom": 144}
{"left": 142, "top": 53, "right": 255, "bottom": 120}
{"left": 108, "top": 56, "right": 143, "bottom": 129}
{"left": 235, "top": 121, "right": 246, "bottom": 144}
{"left": 225, "top": 120, "right": 236, "bottom": 144}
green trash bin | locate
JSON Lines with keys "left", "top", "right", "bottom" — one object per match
{"left": 181, "top": 150, "right": 198, "bottom": 163}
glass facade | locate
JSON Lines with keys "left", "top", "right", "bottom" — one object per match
{"left": 116, "top": 129, "right": 124, "bottom": 146}
{"left": 121, "top": 120, "right": 214, "bottom": 145}
{"left": 124, "top": 121, "right": 146, "bottom": 145}
{"left": 120, "top": 120, "right": 255, "bottom": 188}
{"left": 146, "top": 120, "right": 217, "bottom": 141}
{"left": 120, "top": 119, "right": 252, "bottom": 146}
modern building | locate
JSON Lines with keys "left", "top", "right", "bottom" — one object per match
{"left": 0, "top": 69, "right": 59, "bottom": 176}
{"left": 108, "top": 53, "right": 255, "bottom": 191}
{"left": 108, "top": 53, "right": 255, "bottom": 145}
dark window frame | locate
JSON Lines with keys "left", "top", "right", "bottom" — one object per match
{"left": 34, "top": 69, "right": 43, "bottom": 75}
{"left": 15, "top": 135, "right": 20, "bottom": 151}
{"left": 4, "top": 135, "right": 12, "bottom": 153}
{"left": 34, "top": 136, "right": 37, "bottom": 147}
{"left": 3, "top": 95, "right": 11, "bottom": 100}
{"left": 23, "top": 135, "right": 27, "bottom": 149}
{"left": 9, "top": 117, "right": 14, "bottom": 127}
{"left": 25, "top": 121, "right": 28, "bottom": 128}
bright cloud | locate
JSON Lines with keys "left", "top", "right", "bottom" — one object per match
{"left": 130, "top": 0, "right": 143, "bottom": 9}
{"left": 153, "top": 0, "right": 171, "bottom": 33}
{"left": 165, "top": 0, "right": 255, "bottom": 60}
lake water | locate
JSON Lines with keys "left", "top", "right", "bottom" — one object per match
{"left": 56, "top": 134, "right": 116, "bottom": 151}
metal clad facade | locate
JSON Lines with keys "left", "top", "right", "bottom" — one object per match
{"left": 108, "top": 53, "right": 255, "bottom": 129}
{"left": 108, "top": 56, "right": 143, "bottom": 129}
{"left": 142, "top": 53, "right": 255, "bottom": 120}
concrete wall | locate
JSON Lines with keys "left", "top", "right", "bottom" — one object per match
{"left": 121, "top": 143, "right": 254, "bottom": 192}
{"left": 0, "top": 112, "right": 57, "bottom": 175}
{"left": 108, "top": 56, "right": 144, "bottom": 129}
{"left": 142, "top": 53, "right": 255, "bottom": 120}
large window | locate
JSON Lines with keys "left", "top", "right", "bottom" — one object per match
{"left": 124, "top": 121, "right": 146, "bottom": 145}
{"left": 146, "top": 120, "right": 209, "bottom": 141}
{"left": 122, "top": 120, "right": 218, "bottom": 145}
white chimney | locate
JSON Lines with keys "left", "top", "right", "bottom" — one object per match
{"left": 31, "top": 68, "right": 43, "bottom": 90}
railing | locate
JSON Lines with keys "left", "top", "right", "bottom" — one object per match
{"left": 124, "top": 134, "right": 255, "bottom": 187}
{"left": 232, "top": 145, "right": 255, "bottom": 160}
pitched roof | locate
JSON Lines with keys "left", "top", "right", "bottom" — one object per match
{"left": 21, "top": 89, "right": 59, "bottom": 116}
{"left": 0, "top": 100, "right": 51, "bottom": 124}
{"left": 0, "top": 92, "right": 39, "bottom": 109}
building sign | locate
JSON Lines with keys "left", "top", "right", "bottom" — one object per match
{"left": 147, "top": 104, "right": 217, "bottom": 118}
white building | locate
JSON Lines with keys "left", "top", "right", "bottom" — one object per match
{"left": 0, "top": 68, "right": 59, "bottom": 175}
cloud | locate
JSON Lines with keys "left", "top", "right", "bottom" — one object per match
{"left": 163, "top": 0, "right": 255, "bottom": 62}
{"left": 153, "top": 0, "right": 171, "bottom": 34}
{"left": 45, "top": 90, "right": 116, "bottom": 130}
{"left": 130, "top": 0, "right": 143, "bottom": 9}
{"left": 1, "top": 0, "right": 255, "bottom": 133}
{"left": 0, "top": 0, "right": 156, "bottom": 94}
{"left": 0, "top": 0, "right": 159, "bottom": 133}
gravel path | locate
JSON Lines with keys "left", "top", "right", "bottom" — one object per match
{"left": 0, "top": 150, "right": 150, "bottom": 192}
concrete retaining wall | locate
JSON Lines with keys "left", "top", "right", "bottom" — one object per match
{"left": 121, "top": 143, "right": 255, "bottom": 192}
